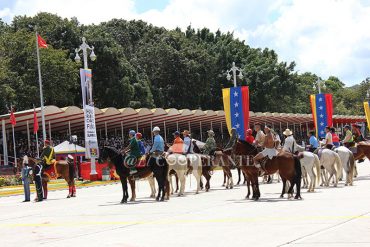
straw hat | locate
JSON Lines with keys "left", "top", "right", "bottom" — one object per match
{"left": 182, "top": 130, "right": 190, "bottom": 136}
{"left": 207, "top": 130, "right": 215, "bottom": 136}
{"left": 283, "top": 129, "right": 293, "bottom": 136}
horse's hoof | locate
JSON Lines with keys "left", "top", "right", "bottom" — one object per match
{"left": 160, "top": 197, "right": 165, "bottom": 201}
{"left": 245, "top": 196, "right": 250, "bottom": 199}
{"left": 120, "top": 200, "right": 127, "bottom": 204}
{"left": 230, "top": 186, "right": 234, "bottom": 189}
{"left": 345, "top": 183, "right": 348, "bottom": 186}
{"left": 130, "top": 198, "right": 135, "bottom": 202}
{"left": 195, "top": 191, "right": 199, "bottom": 194}
{"left": 280, "top": 195, "right": 284, "bottom": 198}
{"left": 67, "top": 195, "right": 71, "bottom": 198}
{"left": 294, "top": 196, "right": 302, "bottom": 200}
{"left": 156, "top": 197, "right": 160, "bottom": 201}
{"left": 253, "top": 197, "right": 259, "bottom": 201}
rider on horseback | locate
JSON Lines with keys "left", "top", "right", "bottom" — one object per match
{"left": 253, "top": 123, "right": 265, "bottom": 147}
{"left": 171, "top": 131, "right": 184, "bottom": 154}
{"left": 323, "top": 126, "right": 333, "bottom": 149}
{"left": 122, "top": 130, "right": 142, "bottom": 175}
{"left": 41, "top": 139, "right": 55, "bottom": 168}
{"left": 203, "top": 130, "right": 217, "bottom": 155}
{"left": 343, "top": 125, "right": 355, "bottom": 148}
{"left": 183, "top": 130, "right": 193, "bottom": 154}
{"left": 245, "top": 129, "right": 255, "bottom": 144}
{"left": 253, "top": 125, "right": 278, "bottom": 176}
{"left": 283, "top": 129, "right": 303, "bottom": 154}
{"left": 352, "top": 124, "right": 365, "bottom": 142}
{"left": 148, "top": 126, "right": 165, "bottom": 167}
{"left": 307, "top": 131, "right": 319, "bottom": 152}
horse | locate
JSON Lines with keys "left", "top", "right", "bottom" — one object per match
{"left": 335, "top": 146, "right": 355, "bottom": 186}
{"left": 300, "top": 151, "right": 321, "bottom": 192}
{"left": 28, "top": 157, "right": 76, "bottom": 198}
{"left": 353, "top": 142, "right": 370, "bottom": 161}
{"left": 192, "top": 140, "right": 213, "bottom": 192}
{"left": 318, "top": 149, "right": 342, "bottom": 187}
{"left": 232, "top": 140, "right": 302, "bottom": 200}
{"left": 99, "top": 146, "right": 168, "bottom": 203}
{"left": 212, "top": 148, "right": 234, "bottom": 189}
{"left": 165, "top": 152, "right": 202, "bottom": 197}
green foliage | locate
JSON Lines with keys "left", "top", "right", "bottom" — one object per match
{"left": 0, "top": 13, "right": 368, "bottom": 117}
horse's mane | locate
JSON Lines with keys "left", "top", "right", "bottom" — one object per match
{"left": 238, "top": 139, "right": 254, "bottom": 148}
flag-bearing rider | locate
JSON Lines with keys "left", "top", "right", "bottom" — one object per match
{"left": 253, "top": 125, "right": 278, "bottom": 176}
{"left": 39, "top": 139, "right": 55, "bottom": 200}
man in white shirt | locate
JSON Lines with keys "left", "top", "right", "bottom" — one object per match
{"left": 282, "top": 129, "right": 303, "bottom": 154}
{"left": 253, "top": 123, "right": 265, "bottom": 147}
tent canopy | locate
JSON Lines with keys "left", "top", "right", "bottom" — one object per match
{"left": 54, "top": 141, "right": 86, "bottom": 155}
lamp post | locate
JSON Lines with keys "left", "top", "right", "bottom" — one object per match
{"left": 313, "top": 79, "right": 326, "bottom": 94}
{"left": 226, "top": 62, "right": 243, "bottom": 87}
{"left": 74, "top": 37, "right": 97, "bottom": 181}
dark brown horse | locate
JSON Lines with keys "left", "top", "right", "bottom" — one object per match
{"left": 219, "top": 140, "right": 302, "bottom": 200}
{"left": 28, "top": 157, "right": 76, "bottom": 198}
{"left": 192, "top": 140, "right": 213, "bottom": 192}
{"left": 99, "top": 146, "right": 169, "bottom": 203}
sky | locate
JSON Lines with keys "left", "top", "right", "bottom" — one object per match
{"left": 1, "top": 0, "right": 370, "bottom": 86}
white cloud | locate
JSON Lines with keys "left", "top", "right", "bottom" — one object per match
{"left": 1, "top": 0, "right": 370, "bottom": 85}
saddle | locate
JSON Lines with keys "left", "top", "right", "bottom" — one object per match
{"left": 43, "top": 161, "right": 59, "bottom": 180}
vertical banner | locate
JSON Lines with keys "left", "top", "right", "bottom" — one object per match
{"left": 364, "top": 101, "right": 370, "bottom": 131}
{"left": 310, "top": 93, "right": 333, "bottom": 138}
{"left": 222, "top": 86, "right": 249, "bottom": 140}
{"left": 80, "top": 69, "right": 99, "bottom": 159}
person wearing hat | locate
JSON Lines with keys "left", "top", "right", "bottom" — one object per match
{"left": 149, "top": 126, "right": 164, "bottom": 154}
{"left": 182, "top": 130, "right": 193, "bottom": 154}
{"left": 135, "top": 132, "right": 146, "bottom": 155}
{"left": 343, "top": 125, "right": 355, "bottom": 148}
{"left": 253, "top": 123, "right": 265, "bottom": 147}
{"left": 203, "top": 130, "right": 217, "bottom": 155}
{"left": 352, "top": 124, "right": 365, "bottom": 142}
{"left": 122, "top": 130, "right": 142, "bottom": 175}
{"left": 171, "top": 131, "right": 184, "bottom": 154}
{"left": 253, "top": 125, "right": 278, "bottom": 175}
{"left": 282, "top": 129, "right": 302, "bottom": 154}
{"left": 245, "top": 129, "right": 255, "bottom": 144}
{"left": 307, "top": 131, "right": 319, "bottom": 152}
{"left": 224, "top": 128, "right": 237, "bottom": 150}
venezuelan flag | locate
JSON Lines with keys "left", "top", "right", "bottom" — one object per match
{"left": 364, "top": 101, "right": 370, "bottom": 130}
{"left": 310, "top": 93, "right": 333, "bottom": 138}
{"left": 222, "top": 86, "right": 249, "bottom": 140}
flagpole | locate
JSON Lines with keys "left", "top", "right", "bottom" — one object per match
{"left": 12, "top": 125, "right": 17, "bottom": 168}
{"left": 35, "top": 30, "right": 47, "bottom": 141}
{"left": 35, "top": 132, "right": 39, "bottom": 158}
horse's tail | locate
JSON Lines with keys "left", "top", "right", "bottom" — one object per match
{"left": 293, "top": 156, "right": 302, "bottom": 184}
{"left": 333, "top": 152, "right": 342, "bottom": 178}
{"left": 348, "top": 151, "right": 355, "bottom": 182}
{"left": 313, "top": 153, "right": 321, "bottom": 185}
{"left": 68, "top": 162, "right": 75, "bottom": 183}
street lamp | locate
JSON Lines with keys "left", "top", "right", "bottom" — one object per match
{"left": 74, "top": 37, "right": 96, "bottom": 70}
{"left": 74, "top": 37, "right": 98, "bottom": 181}
{"left": 313, "top": 79, "right": 326, "bottom": 94}
{"left": 226, "top": 62, "right": 243, "bottom": 87}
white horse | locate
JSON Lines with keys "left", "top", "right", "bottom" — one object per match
{"left": 166, "top": 153, "right": 202, "bottom": 197}
{"left": 335, "top": 146, "right": 355, "bottom": 186}
{"left": 300, "top": 151, "right": 321, "bottom": 192}
{"left": 319, "top": 149, "right": 342, "bottom": 187}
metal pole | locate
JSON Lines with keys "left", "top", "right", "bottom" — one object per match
{"left": 35, "top": 132, "right": 39, "bottom": 158}
{"left": 163, "top": 121, "right": 167, "bottom": 143}
{"left": 221, "top": 121, "right": 224, "bottom": 140}
{"left": 210, "top": 121, "right": 213, "bottom": 130}
{"left": 188, "top": 121, "right": 191, "bottom": 132}
{"left": 35, "top": 31, "right": 46, "bottom": 141}
{"left": 68, "top": 121, "right": 71, "bottom": 136}
{"left": 280, "top": 122, "right": 282, "bottom": 133}
{"left": 176, "top": 121, "right": 179, "bottom": 131}
{"left": 26, "top": 120, "right": 30, "bottom": 151}
{"left": 136, "top": 121, "right": 139, "bottom": 132}
{"left": 150, "top": 121, "right": 153, "bottom": 143}
{"left": 232, "top": 62, "right": 237, "bottom": 87}
{"left": 12, "top": 125, "right": 17, "bottom": 167}
{"left": 121, "top": 121, "right": 124, "bottom": 140}
{"left": 200, "top": 121, "right": 203, "bottom": 141}
{"left": 2, "top": 120, "right": 8, "bottom": 166}
{"left": 48, "top": 121, "right": 51, "bottom": 140}
{"left": 105, "top": 121, "right": 107, "bottom": 140}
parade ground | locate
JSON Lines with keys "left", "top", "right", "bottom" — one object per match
{"left": 1, "top": 161, "right": 369, "bottom": 247}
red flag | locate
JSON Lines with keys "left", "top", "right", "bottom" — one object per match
{"left": 37, "top": 34, "right": 48, "bottom": 48}
{"left": 33, "top": 108, "right": 39, "bottom": 134}
{"left": 9, "top": 108, "right": 16, "bottom": 126}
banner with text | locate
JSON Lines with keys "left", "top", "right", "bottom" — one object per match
{"left": 80, "top": 69, "right": 99, "bottom": 158}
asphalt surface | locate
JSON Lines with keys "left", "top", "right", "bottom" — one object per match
{"left": 1, "top": 160, "right": 370, "bottom": 247}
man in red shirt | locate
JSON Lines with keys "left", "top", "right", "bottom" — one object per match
{"left": 245, "top": 129, "right": 255, "bottom": 144}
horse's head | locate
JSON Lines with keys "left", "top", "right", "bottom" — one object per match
{"left": 235, "top": 140, "right": 258, "bottom": 155}
{"left": 99, "top": 146, "right": 122, "bottom": 169}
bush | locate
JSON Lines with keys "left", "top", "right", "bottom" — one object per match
{"left": 0, "top": 177, "right": 5, "bottom": 187}
{"left": 0, "top": 175, "right": 23, "bottom": 187}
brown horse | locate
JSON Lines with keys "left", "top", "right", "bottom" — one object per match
{"left": 353, "top": 142, "right": 370, "bottom": 161}
{"left": 192, "top": 140, "right": 213, "bottom": 192}
{"left": 218, "top": 140, "right": 302, "bottom": 200}
{"left": 28, "top": 157, "right": 76, "bottom": 198}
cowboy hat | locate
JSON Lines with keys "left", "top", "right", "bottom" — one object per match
{"left": 182, "top": 130, "right": 190, "bottom": 136}
{"left": 207, "top": 130, "right": 215, "bottom": 136}
{"left": 283, "top": 129, "right": 293, "bottom": 136}
{"left": 173, "top": 131, "right": 180, "bottom": 136}
{"left": 152, "top": 126, "right": 160, "bottom": 132}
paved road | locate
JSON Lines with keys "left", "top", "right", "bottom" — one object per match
{"left": 1, "top": 161, "right": 370, "bottom": 247}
